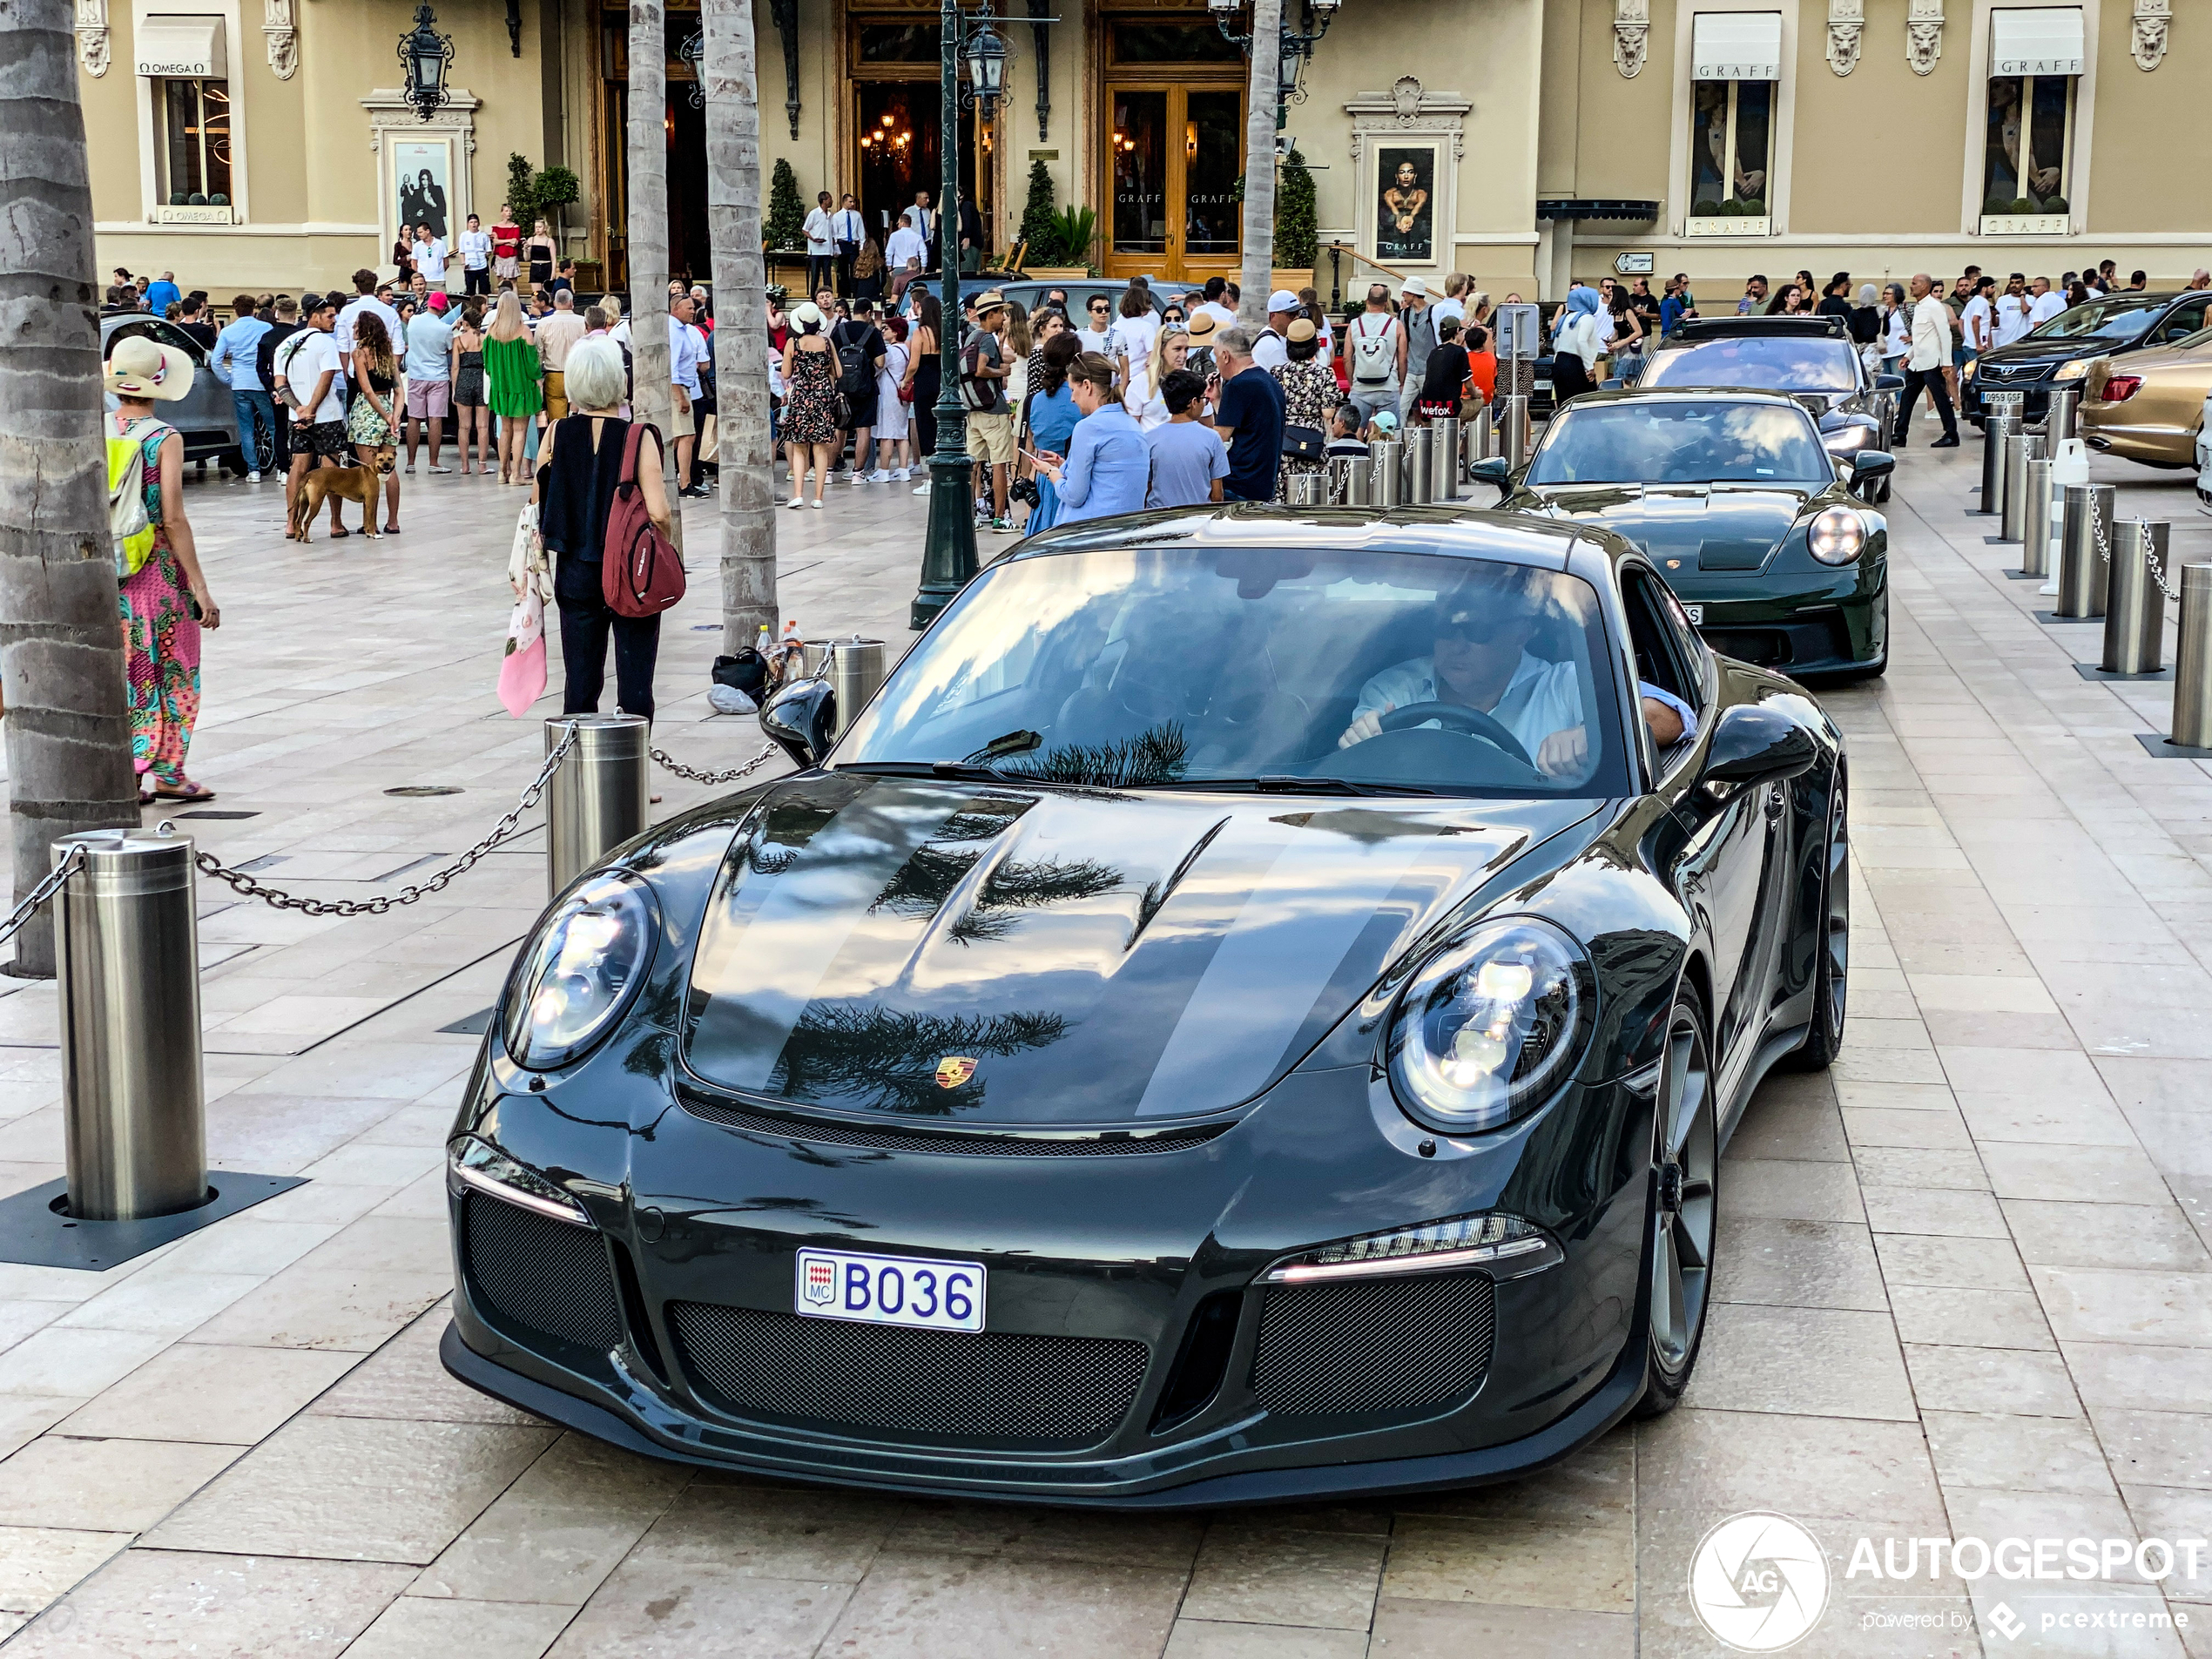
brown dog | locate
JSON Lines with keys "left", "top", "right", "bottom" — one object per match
{"left": 289, "top": 447, "right": 395, "bottom": 542}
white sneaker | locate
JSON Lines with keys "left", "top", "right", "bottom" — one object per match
{"left": 866, "top": 469, "right": 893, "bottom": 483}
{"left": 810, "top": 498, "right": 825, "bottom": 509}
{"left": 846, "top": 470, "right": 867, "bottom": 483}
{"left": 913, "top": 482, "right": 932, "bottom": 496}
{"left": 403, "top": 462, "right": 415, "bottom": 474}
{"left": 786, "top": 496, "right": 806, "bottom": 509}
{"left": 247, "top": 470, "right": 261, "bottom": 483}
{"left": 891, "top": 467, "right": 910, "bottom": 482}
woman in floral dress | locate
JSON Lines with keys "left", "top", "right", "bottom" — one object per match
{"left": 779, "top": 300, "right": 841, "bottom": 509}
{"left": 107, "top": 336, "right": 221, "bottom": 802}
{"left": 1271, "top": 318, "right": 1338, "bottom": 500}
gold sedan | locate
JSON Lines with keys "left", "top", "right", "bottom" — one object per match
{"left": 2081, "top": 329, "right": 2212, "bottom": 469}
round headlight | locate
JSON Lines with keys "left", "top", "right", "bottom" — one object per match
{"left": 504, "top": 871, "right": 657, "bottom": 1070}
{"left": 1387, "top": 917, "right": 1594, "bottom": 1136}
{"left": 1807, "top": 504, "right": 1866, "bottom": 565}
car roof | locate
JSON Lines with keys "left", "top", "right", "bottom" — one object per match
{"left": 995, "top": 278, "right": 1169, "bottom": 314}
{"left": 1666, "top": 315, "right": 1851, "bottom": 342}
{"left": 1554, "top": 385, "right": 1812, "bottom": 411}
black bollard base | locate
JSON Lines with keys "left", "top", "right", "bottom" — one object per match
{"left": 0, "top": 1173, "right": 306, "bottom": 1271}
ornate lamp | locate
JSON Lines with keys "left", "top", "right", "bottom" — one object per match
{"left": 961, "top": 8, "right": 1008, "bottom": 118}
{"left": 400, "top": 3, "right": 454, "bottom": 122}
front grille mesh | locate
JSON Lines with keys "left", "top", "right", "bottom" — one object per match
{"left": 677, "top": 1093, "right": 1229, "bottom": 1158}
{"left": 1250, "top": 1271, "right": 1494, "bottom": 1416}
{"left": 463, "top": 1192, "right": 622, "bottom": 1352}
{"left": 668, "top": 1301, "right": 1148, "bottom": 1446}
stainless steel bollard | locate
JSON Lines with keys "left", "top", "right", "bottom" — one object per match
{"left": 1501, "top": 395, "right": 1530, "bottom": 470}
{"left": 1999, "top": 432, "right": 2043, "bottom": 543}
{"left": 1469, "top": 403, "right": 1496, "bottom": 462}
{"left": 53, "top": 827, "right": 206, "bottom": 1221}
{"left": 2175, "top": 564, "right": 2212, "bottom": 749}
{"left": 1979, "top": 414, "right": 2019, "bottom": 514}
{"left": 545, "top": 713, "right": 651, "bottom": 898}
{"left": 2058, "top": 482, "right": 2114, "bottom": 619}
{"left": 1287, "top": 472, "right": 1325, "bottom": 507}
{"left": 1372, "top": 439, "right": 1403, "bottom": 506}
{"left": 1405, "top": 427, "right": 1433, "bottom": 504}
{"left": 2102, "top": 522, "right": 2168, "bottom": 675}
{"left": 2044, "top": 384, "right": 2081, "bottom": 442}
{"left": 1435, "top": 417, "right": 1461, "bottom": 499}
{"left": 829, "top": 637, "right": 887, "bottom": 738}
{"left": 1345, "top": 453, "right": 1372, "bottom": 506}
{"left": 2020, "top": 456, "right": 2056, "bottom": 578}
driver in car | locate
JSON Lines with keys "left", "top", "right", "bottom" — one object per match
{"left": 1339, "top": 588, "right": 1696, "bottom": 775}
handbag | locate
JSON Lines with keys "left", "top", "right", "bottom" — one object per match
{"left": 1280, "top": 423, "right": 1325, "bottom": 462}
{"left": 603, "top": 421, "right": 687, "bottom": 619}
{"left": 496, "top": 589, "right": 547, "bottom": 718}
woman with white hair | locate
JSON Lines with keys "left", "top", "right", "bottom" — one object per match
{"left": 526, "top": 337, "right": 672, "bottom": 718}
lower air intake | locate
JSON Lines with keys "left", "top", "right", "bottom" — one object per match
{"left": 1250, "top": 1271, "right": 1494, "bottom": 1416}
{"left": 668, "top": 1301, "right": 1147, "bottom": 1447}
{"left": 463, "top": 1191, "right": 622, "bottom": 1352}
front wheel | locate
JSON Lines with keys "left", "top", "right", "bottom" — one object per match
{"left": 1782, "top": 770, "right": 1849, "bottom": 1072}
{"left": 1632, "top": 982, "right": 1718, "bottom": 1419}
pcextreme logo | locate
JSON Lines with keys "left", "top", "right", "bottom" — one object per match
{"left": 1689, "top": 1512, "right": 1831, "bottom": 1651}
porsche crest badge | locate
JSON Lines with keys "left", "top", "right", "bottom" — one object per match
{"left": 934, "top": 1055, "right": 977, "bottom": 1089}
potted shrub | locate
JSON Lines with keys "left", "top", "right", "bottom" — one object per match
{"left": 765, "top": 158, "right": 807, "bottom": 252}
{"left": 1017, "top": 159, "right": 1061, "bottom": 266}
{"left": 1693, "top": 199, "right": 1721, "bottom": 218}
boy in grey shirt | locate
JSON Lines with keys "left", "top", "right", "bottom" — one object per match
{"left": 1143, "top": 370, "right": 1230, "bottom": 508}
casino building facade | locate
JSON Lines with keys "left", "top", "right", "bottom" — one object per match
{"left": 78, "top": 0, "right": 2208, "bottom": 302}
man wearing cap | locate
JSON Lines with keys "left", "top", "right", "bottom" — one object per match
{"left": 963, "top": 291, "right": 1018, "bottom": 529}
{"left": 1251, "top": 291, "right": 1301, "bottom": 371}
{"left": 1397, "top": 277, "right": 1438, "bottom": 422}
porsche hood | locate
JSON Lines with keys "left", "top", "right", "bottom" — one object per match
{"left": 1524, "top": 482, "right": 1809, "bottom": 573}
{"left": 678, "top": 772, "right": 1600, "bottom": 1126}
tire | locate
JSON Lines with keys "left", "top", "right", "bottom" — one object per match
{"left": 1632, "top": 981, "right": 1718, "bottom": 1420}
{"left": 1782, "top": 768, "right": 1850, "bottom": 1073}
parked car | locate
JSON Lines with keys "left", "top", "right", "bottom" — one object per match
{"left": 2078, "top": 329, "right": 2212, "bottom": 469}
{"left": 990, "top": 278, "right": 1170, "bottom": 324}
{"left": 1470, "top": 387, "right": 1892, "bottom": 680}
{"left": 100, "top": 314, "right": 244, "bottom": 469}
{"left": 1628, "top": 316, "right": 1898, "bottom": 498}
{"left": 442, "top": 503, "right": 1847, "bottom": 1506}
{"left": 1963, "top": 290, "right": 2212, "bottom": 424}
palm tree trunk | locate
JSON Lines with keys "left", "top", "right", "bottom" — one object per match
{"left": 699, "top": 0, "right": 778, "bottom": 656}
{"left": 627, "top": 0, "right": 679, "bottom": 545}
{"left": 0, "top": 0, "right": 138, "bottom": 977}
{"left": 1235, "top": 0, "right": 1282, "bottom": 335}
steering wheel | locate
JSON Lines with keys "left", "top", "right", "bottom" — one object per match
{"left": 1378, "top": 701, "right": 1534, "bottom": 766}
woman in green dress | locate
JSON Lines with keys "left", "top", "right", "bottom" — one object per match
{"left": 482, "top": 288, "right": 543, "bottom": 484}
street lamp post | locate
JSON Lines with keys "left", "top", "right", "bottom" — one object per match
{"left": 1210, "top": 0, "right": 1339, "bottom": 127}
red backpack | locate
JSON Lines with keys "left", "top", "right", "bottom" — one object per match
{"left": 603, "top": 421, "right": 686, "bottom": 618}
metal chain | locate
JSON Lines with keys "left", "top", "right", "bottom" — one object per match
{"left": 0, "top": 846, "right": 86, "bottom": 951}
{"left": 2137, "top": 518, "right": 2181, "bottom": 602}
{"left": 192, "top": 727, "right": 578, "bottom": 916}
{"left": 649, "top": 739, "right": 780, "bottom": 786}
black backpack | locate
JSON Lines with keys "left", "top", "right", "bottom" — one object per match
{"left": 832, "top": 322, "right": 873, "bottom": 401}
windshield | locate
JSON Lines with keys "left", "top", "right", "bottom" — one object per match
{"left": 2029, "top": 298, "right": 2163, "bottom": 342}
{"left": 833, "top": 545, "right": 1630, "bottom": 798}
{"left": 1641, "top": 336, "right": 1859, "bottom": 392}
{"left": 1527, "top": 401, "right": 1831, "bottom": 487}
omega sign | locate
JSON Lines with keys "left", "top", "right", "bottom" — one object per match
{"left": 138, "top": 57, "right": 212, "bottom": 72}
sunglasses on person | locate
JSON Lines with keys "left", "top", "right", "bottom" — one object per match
{"left": 1089, "top": 300, "right": 1110, "bottom": 314}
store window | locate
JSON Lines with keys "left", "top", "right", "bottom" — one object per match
{"left": 1981, "top": 7, "right": 2081, "bottom": 226}
{"left": 157, "top": 78, "right": 231, "bottom": 203}
{"left": 1687, "top": 12, "right": 1780, "bottom": 229}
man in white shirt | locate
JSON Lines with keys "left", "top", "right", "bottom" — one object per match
{"left": 334, "top": 268, "right": 402, "bottom": 374}
{"left": 1076, "top": 292, "right": 1115, "bottom": 355}
{"left": 2027, "top": 277, "right": 2067, "bottom": 327}
{"left": 911, "top": 191, "right": 935, "bottom": 253}
{"left": 281, "top": 295, "right": 356, "bottom": 536}
{"left": 1192, "top": 276, "right": 1238, "bottom": 333}
{"left": 1892, "top": 273, "right": 1959, "bottom": 447}
{"left": 831, "top": 193, "right": 866, "bottom": 295}
{"left": 536, "top": 289, "right": 588, "bottom": 416}
{"left": 1432, "top": 273, "right": 1469, "bottom": 331}
{"left": 804, "top": 191, "right": 838, "bottom": 303}
{"left": 1249, "top": 290, "right": 1300, "bottom": 371}
{"left": 1960, "top": 276, "right": 1995, "bottom": 357}
{"left": 458, "top": 213, "right": 493, "bottom": 295}
{"left": 411, "top": 225, "right": 448, "bottom": 289}
{"left": 1344, "top": 284, "right": 1404, "bottom": 428}
{"left": 885, "top": 211, "right": 927, "bottom": 276}
{"left": 1993, "top": 273, "right": 2033, "bottom": 347}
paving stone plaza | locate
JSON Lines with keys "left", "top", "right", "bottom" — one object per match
{"left": 3, "top": 442, "right": 2212, "bottom": 1657}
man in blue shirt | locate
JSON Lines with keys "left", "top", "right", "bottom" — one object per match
{"left": 145, "top": 271, "right": 181, "bottom": 315}
{"left": 401, "top": 304, "right": 455, "bottom": 474}
{"left": 1210, "top": 329, "right": 1285, "bottom": 502}
{"left": 210, "top": 293, "right": 274, "bottom": 480}
{"left": 1042, "top": 353, "right": 1148, "bottom": 525}
{"left": 669, "top": 293, "right": 705, "bottom": 495}
{"left": 1659, "top": 273, "right": 1696, "bottom": 337}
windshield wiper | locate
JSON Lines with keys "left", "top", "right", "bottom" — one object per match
{"left": 1155, "top": 776, "right": 1445, "bottom": 797}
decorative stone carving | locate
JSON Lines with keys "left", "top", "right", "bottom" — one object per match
{"left": 2132, "top": 0, "right": 2170, "bottom": 70}
{"left": 264, "top": 0, "right": 298, "bottom": 79}
{"left": 75, "top": 0, "right": 110, "bottom": 76}
{"left": 1905, "top": 0, "right": 1944, "bottom": 76}
{"left": 1344, "top": 81, "right": 1470, "bottom": 164}
{"left": 1826, "top": 0, "right": 1864, "bottom": 75}
{"left": 1391, "top": 75, "right": 1423, "bottom": 121}
{"left": 1612, "top": 0, "right": 1649, "bottom": 78}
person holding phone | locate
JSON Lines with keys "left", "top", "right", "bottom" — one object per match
{"left": 1035, "top": 351, "right": 1146, "bottom": 525}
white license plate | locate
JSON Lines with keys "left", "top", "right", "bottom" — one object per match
{"left": 1682, "top": 604, "right": 1705, "bottom": 624}
{"left": 794, "top": 1247, "right": 985, "bottom": 1332}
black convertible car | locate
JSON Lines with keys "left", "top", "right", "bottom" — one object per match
{"left": 442, "top": 507, "right": 1847, "bottom": 1506}
{"left": 1473, "top": 388, "right": 1892, "bottom": 681}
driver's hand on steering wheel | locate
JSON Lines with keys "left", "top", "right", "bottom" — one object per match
{"left": 1338, "top": 704, "right": 1394, "bottom": 748}
{"left": 1534, "top": 726, "right": 1588, "bottom": 778}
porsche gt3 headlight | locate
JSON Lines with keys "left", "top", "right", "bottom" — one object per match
{"left": 2055, "top": 357, "right": 2095, "bottom": 381}
{"left": 504, "top": 870, "right": 656, "bottom": 1070}
{"left": 1387, "top": 917, "right": 1593, "bottom": 1136}
{"left": 1807, "top": 504, "right": 1867, "bottom": 566}
{"left": 1261, "top": 1211, "right": 1562, "bottom": 1284}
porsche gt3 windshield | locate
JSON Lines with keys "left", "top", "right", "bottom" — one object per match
{"left": 834, "top": 547, "right": 1630, "bottom": 797}
{"left": 1640, "top": 336, "right": 1859, "bottom": 392}
{"left": 1526, "top": 401, "right": 1831, "bottom": 487}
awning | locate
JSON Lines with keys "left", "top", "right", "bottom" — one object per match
{"left": 135, "top": 15, "right": 226, "bottom": 78}
{"left": 1692, "top": 11, "right": 1783, "bottom": 81}
{"left": 1990, "top": 7, "right": 2084, "bottom": 76}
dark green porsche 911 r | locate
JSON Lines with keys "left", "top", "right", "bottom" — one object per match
{"left": 1471, "top": 388, "right": 1894, "bottom": 682}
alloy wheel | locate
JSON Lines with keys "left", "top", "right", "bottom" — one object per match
{"left": 1649, "top": 1005, "right": 1717, "bottom": 1381}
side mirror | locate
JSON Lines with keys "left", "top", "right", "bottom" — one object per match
{"left": 760, "top": 676, "right": 834, "bottom": 767}
{"left": 1875, "top": 373, "right": 1905, "bottom": 391}
{"left": 1467, "top": 456, "right": 1512, "bottom": 491}
{"left": 1704, "top": 702, "right": 1818, "bottom": 787}
{"left": 1850, "top": 449, "right": 1895, "bottom": 482}
{"left": 1601, "top": 378, "right": 1626, "bottom": 392}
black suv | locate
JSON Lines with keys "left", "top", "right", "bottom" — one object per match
{"left": 1965, "top": 290, "right": 2212, "bottom": 423}
{"left": 1627, "top": 315, "right": 1898, "bottom": 499}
